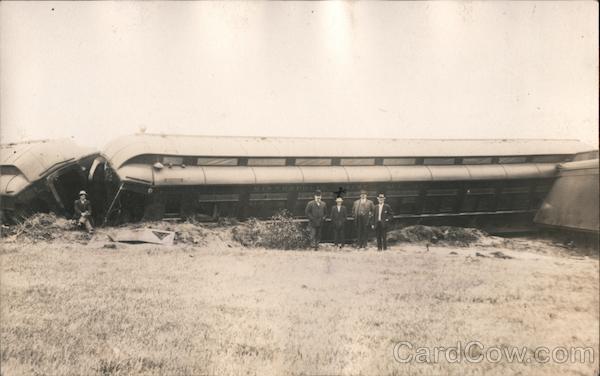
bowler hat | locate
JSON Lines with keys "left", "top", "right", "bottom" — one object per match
{"left": 314, "top": 189, "right": 322, "bottom": 196}
{"left": 360, "top": 189, "right": 368, "bottom": 195}
{"left": 377, "top": 193, "right": 385, "bottom": 198}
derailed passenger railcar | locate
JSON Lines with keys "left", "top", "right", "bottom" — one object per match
{"left": 95, "top": 134, "right": 593, "bottom": 232}
{"left": 535, "top": 154, "right": 599, "bottom": 233}
{"left": 0, "top": 139, "right": 98, "bottom": 223}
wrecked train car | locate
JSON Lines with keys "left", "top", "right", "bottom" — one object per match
{"left": 535, "top": 151, "right": 599, "bottom": 234}
{"left": 0, "top": 139, "right": 98, "bottom": 223}
{"left": 96, "top": 134, "right": 593, "bottom": 231}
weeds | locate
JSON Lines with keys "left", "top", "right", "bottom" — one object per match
{"left": 232, "top": 210, "right": 310, "bottom": 250}
{"left": 388, "top": 225, "right": 486, "bottom": 246}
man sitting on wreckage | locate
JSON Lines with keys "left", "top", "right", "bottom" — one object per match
{"left": 74, "top": 190, "right": 94, "bottom": 233}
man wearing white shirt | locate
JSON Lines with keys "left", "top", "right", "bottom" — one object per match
{"left": 373, "top": 193, "right": 394, "bottom": 251}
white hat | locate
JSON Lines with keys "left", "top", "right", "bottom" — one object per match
{"left": 79, "top": 190, "right": 87, "bottom": 196}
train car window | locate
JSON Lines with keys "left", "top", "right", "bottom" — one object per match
{"left": 247, "top": 158, "right": 287, "bottom": 166}
{"left": 423, "top": 158, "right": 456, "bottom": 165}
{"left": 162, "top": 156, "right": 184, "bottom": 165}
{"left": 197, "top": 193, "right": 240, "bottom": 202}
{"left": 248, "top": 192, "right": 288, "bottom": 218}
{"left": 295, "top": 158, "right": 332, "bottom": 166}
{"left": 497, "top": 186, "right": 530, "bottom": 210}
{"left": 196, "top": 157, "right": 238, "bottom": 166}
{"left": 462, "top": 157, "right": 493, "bottom": 165}
{"left": 0, "top": 165, "right": 20, "bottom": 175}
{"left": 398, "top": 196, "right": 418, "bottom": 214}
{"left": 423, "top": 188, "right": 459, "bottom": 213}
{"left": 531, "top": 155, "right": 568, "bottom": 163}
{"left": 386, "top": 189, "right": 420, "bottom": 197}
{"left": 383, "top": 158, "right": 416, "bottom": 166}
{"left": 126, "top": 155, "right": 158, "bottom": 164}
{"left": 298, "top": 191, "right": 335, "bottom": 200}
{"left": 498, "top": 156, "right": 527, "bottom": 164}
{"left": 423, "top": 196, "right": 457, "bottom": 213}
{"left": 345, "top": 190, "right": 378, "bottom": 199}
{"left": 249, "top": 192, "right": 289, "bottom": 201}
{"left": 462, "top": 187, "right": 496, "bottom": 212}
{"left": 340, "top": 158, "right": 375, "bottom": 166}
{"left": 467, "top": 187, "right": 496, "bottom": 195}
{"left": 426, "top": 188, "right": 458, "bottom": 196}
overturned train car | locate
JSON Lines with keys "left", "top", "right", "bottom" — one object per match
{"left": 0, "top": 139, "right": 99, "bottom": 223}
{"left": 94, "top": 134, "right": 593, "bottom": 232}
{"left": 535, "top": 152, "right": 599, "bottom": 234}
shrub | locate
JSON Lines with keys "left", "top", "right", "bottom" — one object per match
{"left": 232, "top": 210, "right": 310, "bottom": 250}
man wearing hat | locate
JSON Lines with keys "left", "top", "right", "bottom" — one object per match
{"left": 330, "top": 196, "right": 348, "bottom": 248}
{"left": 352, "top": 189, "right": 374, "bottom": 248}
{"left": 74, "top": 190, "right": 94, "bottom": 233}
{"left": 305, "top": 189, "right": 327, "bottom": 250}
{"left": 373, "top": 192, "right": 394, "bottom": 250}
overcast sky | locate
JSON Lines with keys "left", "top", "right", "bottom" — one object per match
{"left": 1, "top": 1, "right": 598, "bottom": 149}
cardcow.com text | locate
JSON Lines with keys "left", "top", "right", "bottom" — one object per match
{"left": 393, "top": 341, "right": 596, "bottom": 364}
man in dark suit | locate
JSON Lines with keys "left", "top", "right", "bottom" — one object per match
{"left": 373, "top": 192, "right": 394, "bottom": 251}
{"left": 330, "top": 197, "right": 348, "bottom": 248}
{"left": 305, "top": 189, "right": 327, "bottom": 250}
{"left": 74, "top": 190, "right": 94, "bottom": 233}
{"left": 352, "top": 189, "right": 374, "bottom": 249}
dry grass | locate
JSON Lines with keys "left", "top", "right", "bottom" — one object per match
{"left": 1, "top": 234, "right": 598, "bottom": 375}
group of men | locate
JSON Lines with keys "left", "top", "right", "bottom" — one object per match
{"left": 75, "top": 188, "right": 393, "bottom": 245}
{"left": 305, "top": 189, "right": 394, "bottom": 251}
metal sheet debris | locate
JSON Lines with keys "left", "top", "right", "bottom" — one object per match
{"left": 107, "top": 228, "right": 175, "bottom": 245}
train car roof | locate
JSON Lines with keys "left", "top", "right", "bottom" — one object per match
{"left": 103, "top": 133, "right": 594, "bottom": 169}
{"left": 0, "top": 139, "right": 97, "bottom": 184}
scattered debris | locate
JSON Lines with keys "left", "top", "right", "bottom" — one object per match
{"left": 103, "top": 243, "right": 117, "bottom": 249}
{"left": 464, "top": 255, "right": 480, "bottom": 263}
{"left": 449, "top": 251, "right": 458, "bottom": 255}
{"left": 491, "top": 251, "right": 513, "bottom": 259}
{"left": 475, "top": 252, "right": 487, "bottom": 258}
{"left": 388, "top": 225, "right": 486, "bottom": 247}
{"left": 2, "top": 213, "right": 74, "bottom": 242}
{"left": 107, "top": 228, "right": 175, "bottom": 245}
{"left": 127, "top": 221, "right": 205, "bottom": 245}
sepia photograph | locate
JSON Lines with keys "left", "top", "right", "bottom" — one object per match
{"left": 0, "top": 1, "right": 598, "bottom": 375}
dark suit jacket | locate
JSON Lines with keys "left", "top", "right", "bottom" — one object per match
{"left": 74, "top": 199, "right": 92, "bottom": 218}
{"left": 352, "top": 199, "right": 375, "bottom": 219}
{"left": 330, "top": 205, "right": 348, "bottom": 228}
{"left": 373, "top": 203, "right": 394, "bottom": 227}
{"left": 305, "top": 200, "right": 327, "bottom": 227}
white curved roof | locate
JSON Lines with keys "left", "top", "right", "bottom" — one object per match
{"left": 0, "top": 139, "right": 97, "bottom": 193}
{"left": 102, "top": 133, "right": 593, "bottom": 169}
{"left": 117, "top": 163, "right": 559, "bottom": 187}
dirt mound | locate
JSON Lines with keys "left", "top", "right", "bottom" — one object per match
{"left": 388, "top": 225, "right": 487, "bottom": 246}
{"left": 232, "top": 211, "right": 309, "bottom": 250}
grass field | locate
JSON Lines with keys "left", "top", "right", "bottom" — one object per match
{"left": 1, "top": 233, "right": 598, "bottom": 375}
